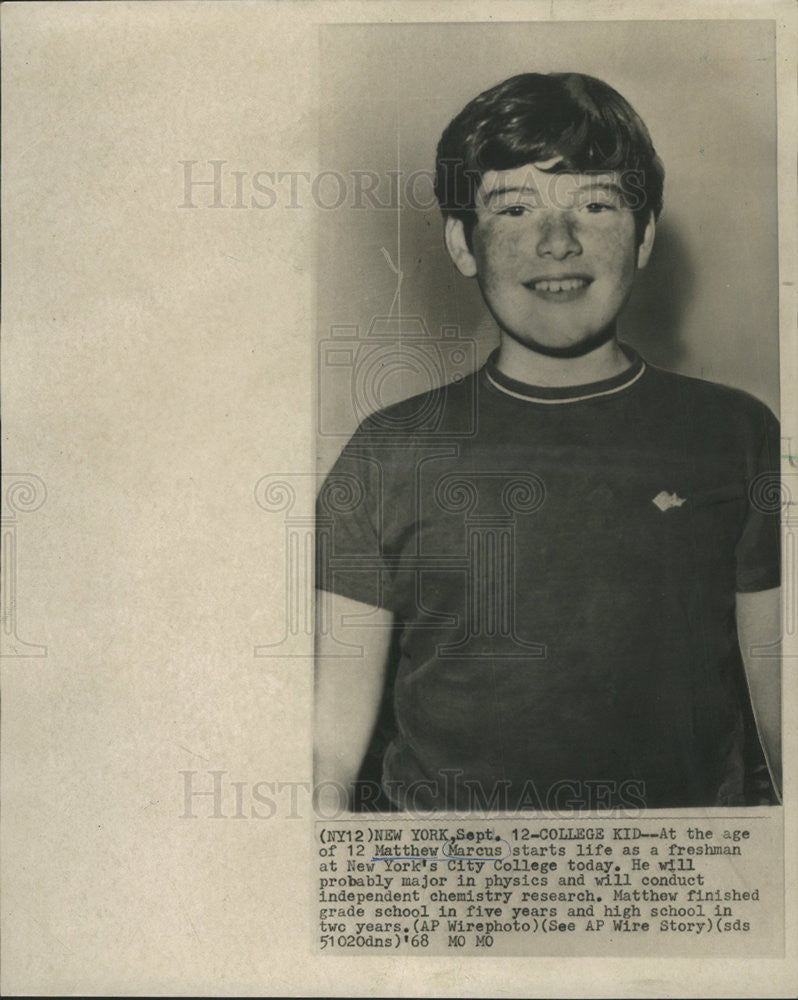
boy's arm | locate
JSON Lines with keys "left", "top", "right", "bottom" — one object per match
{"left": 314, "top": 589, "right": 394, "bottom": 812}
{"left": 736, "top": 587, "right": 782, "bottom": 800}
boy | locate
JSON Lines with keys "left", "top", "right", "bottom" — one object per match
{"left": 314, "top": 72, "right": 781, "bottom": 812}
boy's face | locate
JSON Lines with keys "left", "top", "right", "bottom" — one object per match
{"left": 446, "top": 160, "right": 654, "bottom": 356}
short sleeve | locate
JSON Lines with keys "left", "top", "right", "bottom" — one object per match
{"left": 735, "top": 406, "right": 781, "bottom": 593}
{"left": 315, "top": 430, "right": 392, "bottom": 609}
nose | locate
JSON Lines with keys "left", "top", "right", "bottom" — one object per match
{"left": 536, "top": 211, "right": 582, "bottom": 260}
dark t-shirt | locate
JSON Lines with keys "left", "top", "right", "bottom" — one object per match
{"left": 316, "top": 347, "right": 780, "bottom": 810}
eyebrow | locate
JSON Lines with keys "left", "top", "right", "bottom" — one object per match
{"left": 482, "top": 180, "right": 625, "bottom": 204}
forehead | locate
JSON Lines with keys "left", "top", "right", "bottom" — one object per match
{"left": 477, "top": 161, "right": 623, "bottom": 204}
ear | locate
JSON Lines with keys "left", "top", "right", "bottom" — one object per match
{"left": 445, "top": 216, "right": 479, "bottom": 277}
{"left": 636, "top": 212, "right": 656, "bottom": 270}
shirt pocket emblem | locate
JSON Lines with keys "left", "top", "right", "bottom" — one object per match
{"left": 652, "top": 490, "right": 687, "bottom": 512}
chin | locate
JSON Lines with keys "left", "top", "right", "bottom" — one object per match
{"left": 510, "top": 325, "right": 616, "bottom": 359}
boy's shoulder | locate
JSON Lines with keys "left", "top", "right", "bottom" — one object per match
{"left": 644, "top": 362, "right": 778, "bottom": 429}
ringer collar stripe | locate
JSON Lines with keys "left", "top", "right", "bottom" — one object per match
{"left": 485, "top": 361, "right": 646, "bottom": 404}
{"left": 483, "top": 344, "right": 646, "bottom": 404}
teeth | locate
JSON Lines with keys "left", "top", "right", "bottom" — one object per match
{"left": 533, "top": 278, "right": 587, "bottom": 292}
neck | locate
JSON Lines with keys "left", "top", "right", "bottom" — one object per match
{"left": 495, "top": 331, "right": 631, "bottom": 388}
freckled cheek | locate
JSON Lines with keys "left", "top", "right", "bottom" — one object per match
{"left": 473, "top": 227, "right": 529, "bottom": 287}
{"left": 587, "top": 224, "right": 638, "bottom": 278}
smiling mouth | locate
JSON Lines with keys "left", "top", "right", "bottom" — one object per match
{"left": 523, "top": 276, "right": 592, "bottom": 303}
{"left": 526, "top": 277, "right": 591, "bottom": 292}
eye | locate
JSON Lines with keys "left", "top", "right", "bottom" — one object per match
{"left": 582, "top": 201, "right": 614, "bottom": 214}
{"left": 497, "top": 205, "right": 529, "bottom": 217}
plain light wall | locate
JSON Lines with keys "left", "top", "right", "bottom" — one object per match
{"left": 317, "top": 20, "right": 778, "bottom": 469}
